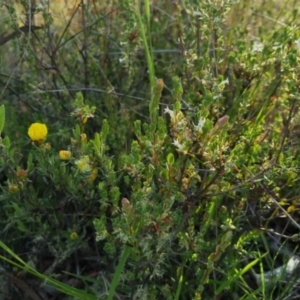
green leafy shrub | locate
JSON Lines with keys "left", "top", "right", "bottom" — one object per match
{"left": 1, "top": 0, "right": 300, "bottom": 299}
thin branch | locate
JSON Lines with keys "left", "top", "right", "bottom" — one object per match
{"left": 0, "top": 25, "right": 42, "bottom": 46}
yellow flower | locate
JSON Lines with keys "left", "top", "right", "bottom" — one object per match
{"left": 70, "top": 232, "right": 78, "bottom": 240}
{"left": 59, "top": 150, "right": 72, "bottom": 160}
{"left": 87, "top": 168, "right": 98, "bottom": 183}
{"left": 28, "top": 123, "right": 48, "bottom": 141}
{"left": 75, "top": 155, "right": 91, "bottom": 171}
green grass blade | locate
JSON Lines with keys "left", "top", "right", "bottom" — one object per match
{"left": 107, "top": 245, "right": 131, "bottom": 300}
{"left": 0, "top": 241, "right": 97, "bottom": 300}
{"left": 0, "top": 104, "right": 5, "bottom": 134}
{"left": 174, "top": 266, "right": 183, "bottom": 300}
{"left": 135, "top": 0, "right": 155, "bottom": 89}
{"left": 215, "top": 255, "right": 266, "bottom": 295}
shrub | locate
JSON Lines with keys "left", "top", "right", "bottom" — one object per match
{"left": 1, "top": 0, "right": 300, "bottom": 299}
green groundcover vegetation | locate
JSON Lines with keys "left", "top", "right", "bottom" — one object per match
{"left": 1, "top": 0, "right": 300, "bottom": 299}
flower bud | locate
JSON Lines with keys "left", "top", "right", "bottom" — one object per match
{"left": 44, "top": 143, "right": 51, "bottom": 150}
{"left": 81, "top": 133, "right": 87, "bottom": 143}
{"left": 70, "top": 232, "right": 78, "bottom": 240}
{"left": 16, "top": 169, "right": 27, "bottom": 180}
{"left": 9, "top": 184, "right": 19, "bottom": 193}
{"left": 59, "top": 150, "right": 72, "bottom": 160}
{"left": 214, "top": 115, "right": 229, "bottom": 129}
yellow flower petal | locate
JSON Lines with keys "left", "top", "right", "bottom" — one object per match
{"left": 75, "top": 156, "right": 91, "bottom": 171}
{"left": 28, "top": 123, "right": 48, "bottom": 141}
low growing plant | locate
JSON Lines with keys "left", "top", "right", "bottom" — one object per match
{"left": 1, "top": 0, "right": 300, "bottom": 299}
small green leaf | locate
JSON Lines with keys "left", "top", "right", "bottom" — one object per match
{"left": 172, "top": 76, "right": 183, "bottom": 98}
{"left": 12, "top": 202, "right": 23, "bottom": 216}
{"left": 0, "top": 105, "right": 5, "bottom": 134}
{"left": 3, "top": 136, "right": 10, "bottom": 148}
{"left": 174, "top": 101, "right": 181, "bottom": 111}
{"left": 27, "top": 153, "right": 33, "bottom": 172}
{"left": 94, "top": 133, "right": 101, "bottom": 155}
{"left": 75, "top": 124, "right": 81, "bottom": 136}
{"left": 75, "top": 91, "right": 84, "bottom": 106}
{"left": 60, "top": 164, "right": 66, "bottom": 175}
{"left": 221, "top": 230, "right": 233, "bottom": 245}
{"left": 167, "top": 153, "right": 175, "bottom": 166}
{"left": 101, "top": 119, "right": 109, "bottom": 140}
{"left": 16, "top": 220, "right": 27, "bottom": 232}
{"left": 134, "top": 120, "right": 142, "bottom": 138}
